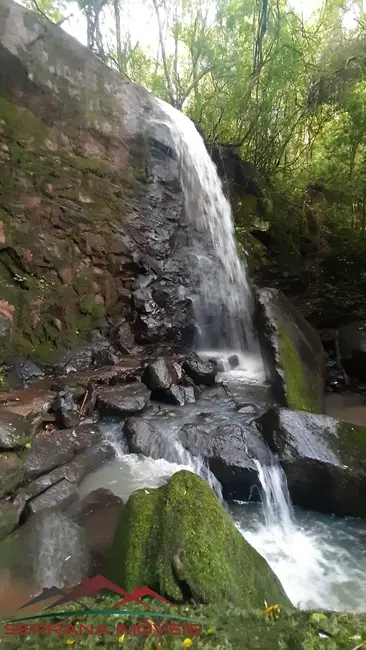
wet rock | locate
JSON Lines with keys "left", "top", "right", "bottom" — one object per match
{"left": 256, "top": 406, "right": 366, "bottom": 518}
{"left": 142, "top": 358, "right": 175, "bottom": 391}
{"left": 152, "top": 384, "right": 187, "bottom": 406}
{"left": 4, "top": 356, "right": 44, "bottom": 389}
{"left": 339, "top": 322, "right": 366, "bottom": 382}
{"left": 182, "top": 352, "right": 217, "bottom": 386}
{"left": 61, "top": 346, "right": 94, "bottom": 374}
{"left": 96, "top": 383, "right": 150, "bottom": 416}
{"left": 0, "top": 453, "right": 24, "bottom": 499}
{"left": 256, "top": 288, "right": 325, "bottom": 413}
{"left": 26, "top": 479, "right": 78, "bottom": 516}
{"left": 108, "top": 471, "right": 291, "bottom": 608}
{"left": 0, "top": 511, "right": 91, "bottom": 589}
{"left": 0, "top": 501, "right": 19, "bottom": 541}
{"left": 24, "top": 423, "right": 102, "bottom": 479}
{"left": 51, "top": 391, "right": 79, "bottom": 429}
{"left": 124, "top": 418, "right": 158, "bottom": 457}
{"left": 183, "top": 386, "right": 195, "bottom": 403}
{"left": 228, "top": 354, "right": 240, "bottom": 369}
{"left": 179, "top": 422, "right": 269, "bottom": 499}
{"left": 110, "top": 321, "right": 136, "bottom": 354}
{"left": 67, "top": 488, "right": 123, "bottom": 572}
{"left": 92, "top": 343, "right": 119, "bottom": 367}
{"left": 0, "top": 381, "right": 56, "bottom": 421}
{"left": 0, "top": 410, "right": 30, "bottom": 449}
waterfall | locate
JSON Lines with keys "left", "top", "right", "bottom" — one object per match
{"left": 155, "top": 99, "right": 259, "bottom": 357}
{"left": 254, "top": 459, "right": 294, "bottom": 531}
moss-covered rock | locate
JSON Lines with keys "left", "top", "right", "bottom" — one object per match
{"left": 0, "top": 452, "right": 24, "bottom": 498}
{"left": 107, "top": 470, "right": 291, "bottom": 609}
{"left": 256, "top": 288, "right": 325, "bottom": 413}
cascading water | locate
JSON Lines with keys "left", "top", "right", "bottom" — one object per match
{"left": 155, "top": 99, "right": 260, "bottom": 358}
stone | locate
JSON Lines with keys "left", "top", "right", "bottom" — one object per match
{"left": 26, "top": 479, "right": 79, "bottom": 516}
{"left": 256, "top": 406, "right": 366, "bottom": 518}
{"left": 51, "top": 390, "right": 79, "bottom": 429}
{"left": 24, "top": 423, "right": 102, "bottom": 478}
{"left": 92, "top": 344, "right": 119, "bottom": 367}
{"left": 339, "top": 321, "right": 366, "bottom": 381}
{"left": 124, "top": 418, "right": 160, "bottom": 457}
{"left": 4, "top": 357, "right": 44, "bottom": 389}
{"left": 110, "top": 322, "right": 135, "bottom": 355}
{"left": 0, "top": 500, "right": 19, "bottom": 541}
{"left": 67, "top": 488, "right": 123, "bottom": 571}
{"left": 0, "top": 409, "right": 30, "bottom": 449}
{"left": 0, "top": 511, "right": 91, "bottom": 589}
{"left": 142, "top": 358, "right": 174, "bottom": 390}
{"left": 0, "top": 453, "right": 24, "bottom": 499}
{"left": 256, "top": 288, "right": 325, "bottom": 413}
{"left": 228, "top": 354, "right": 240, "bottom": 369}
{"left": 107, "top": 470, "right": 291, "bottom": 608}
{"left": 96, "top": 383, "right": 150, "bottom": 416}
{"left": 179, "top": 422, "right": 270, "bottom": 499}
{"left": 151, "top": 384, "right": 187, "bottom": 406}
{"left": 182, "top": 352, "right": 217, "bottom": 386}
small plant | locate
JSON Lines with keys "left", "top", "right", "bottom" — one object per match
{"left": 0, "top": 364, "right": 5, "bottom": 385}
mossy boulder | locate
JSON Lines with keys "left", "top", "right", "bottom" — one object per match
{"left": 0, "top": 452, "right": 24, "bottom": 498}
{"left": 256, "top": 288, "right": 325, "bottom": 413}
{"left": 257, "top": 406, "right": 366, "bottom": 518}
{"left": 107, "top": 470, "right": 291, "bottom": 609}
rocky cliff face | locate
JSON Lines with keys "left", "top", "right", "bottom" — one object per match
{"left": 0, "top": 0, "right": 195, "bottom": 363}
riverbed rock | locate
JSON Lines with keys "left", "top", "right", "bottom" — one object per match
{"left": 0, "top": 500, "right": 19, "bottom": 540}
{"left": 96, "top": 383, "right": 150, "bottom": 416}
{"left": 4, "top": 357, "right": 44, "bottom": 389}
{"left": 0, "top": 453, "right": 24, "bottom": 498}
{"left": 182, "top": 352, "right": 217, "bottom": 386}
{"left": 67, "top": 488, "right": 123, "bottom": 572}
{"left": 339, "top": 321, "right": 366, "bottom": 381}
{"left": 179, "top": 422, "right": 270, "bottom": 499}
{"left": 26, "top": 478, "right": 78, "bottom": 516}
{"left": 0, "top": 410, "right": 30, "bottom": 449}
{"left": 256, "top": 288, "right": 325, "bottom": 413}
{"left": 256, "top": 406, "right": 366, "bottom": 518}
{"left": 51, "top": 390, "right": 79, "bottom": 429}
{"left": 110, "top": 321, "right": 136, "bottom": 355}
{"left": 0, "top": 510, "right": 91, "bottom": 589}
{"left": 24, "top": 423, "right": 102, "bottom": 478}
{"left": 108, "top": 470, "right": 291, "bottom": 607}
{"left": 142, "top": 358, "right": 176, "bottom": 390}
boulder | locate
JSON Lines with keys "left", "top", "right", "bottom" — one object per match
{"left": 339, "top": 321, "right": 366, "bottom": 381}
{"left": 51, "top": 390, "right": 79, "bottom": 429}
{"left": 256, "top": 406, "right": 366, "bottom": 518}
{"left": 142, "top": 358, "right": 176, "bottom": 390}
{"left": 110, "top": 321, "right": 136, "bottom": 355}
{"left": 96, "top": 383, "right": 150, "bottom": 416}
{"left": 0, "top": 453, "right": 24, "bottom": 498}
{"left": 152, "top": 384, "right": 187, "bottom": 406}
{"left": 24, "top": 423, "right": 102, "bottom": 478}
{"left": 182, "top": 352, "right": 217, "bottom": 386}
{"left": 26, "top": 478, "right": 78, "bottom": 516}
{"left": 4, "top": 357, "right": 44, "bottom": 389}
{"left": 0, "top": 410, "right": 30, "bottom": 449}
{"left": 0, "top": 500, "right": 19, "bottom": 540}
{"left": 67, "top": 488, "right": 123, "bottom": 571}
{"left": 179, "top": 422, "right": 270, "bottom": 499}
{"left": 0, "top": 510, "right": 91, "bottom": 590}
{"left": 108, "top": 470, "right": 291, "bottom": 608}
{"left": 256, "top": 288, "right": 325, "bottom": 413}
{"left": 124, "top": 417, "right": 161, "bottom": 458}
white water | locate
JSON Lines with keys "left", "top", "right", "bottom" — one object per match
{"left": 233, "top": 461, "right": 366, "bottom": 612}
{"left": 155, "top": 99, "right": 260, "bottom": 357}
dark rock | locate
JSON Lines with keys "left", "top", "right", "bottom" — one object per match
{"left": 142, "top": 358, "right": 175, "bottom": 390}
{"left": 256, "top": 288, "right": 325, "bottom": 413}
{"left": 67, "top": 488, "right": 123, "bottom": 572}
{"left": 152, "top": 384, "right": 186, "bottom": 406}
{"left": 256, "top": 406, "right": 366, "bottom": 518}
{"left": 0, "top": 501, "right": 19, "bottom": 541}
{"left": 179, "top": 422, "right": 270, "bottom": 499}
{"left": 24, "top": 423, "right": 102, "bottom": 479}
{"left": 182, "top": 352, "right": 217, "bottom": 386}
{"left": 0, "top": 511, "right": 91, "bottom": 589}
{"left": 110, "top": 321, "right": 135, "bottom": 355}
{"left": 0, "top": 410, "right": 30, "bottom": 449}
{"left": 97, "top": 383, "right": 150, "bottom": 416}
{"left": 92, "top": 343, "right": 119, "bottom": 367}
{"left": 4, "top": 356, "right": 44, "bottom": 389}
{"left": 339, "top": 322, "right": 366, "bottom": 382}
{"left": 108, "top": 471, "right": 291, "bottom": 608}
{"left": 26, "top": 479, "right": 79, "bottom": 516}
{"left": 62, "top": 346, "right": 94, "bottom": 374}
{"left": 51, "top": 391, "right": 79, "bottom": 429}
{"left": 0, "top": 453, "right": 24, "bottom": 498}
{"left": 228, "top": 354, "right": 240, "bottom": 369}
{"left": 124, "top": 418, "right": 158, "bottom": 457}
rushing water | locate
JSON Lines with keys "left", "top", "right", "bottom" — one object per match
{"left": 79, "top": 418, "right": 366, "bottom": 613}
{"left": 155, "top": 99, "right": 259, "bottom": 356}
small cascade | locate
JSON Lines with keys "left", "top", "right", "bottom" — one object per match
{"left": 155, "top": 98, "right": 260, "bottom": 359}
{"left": 254, "top": 459, "right": 294, "bottom": 531}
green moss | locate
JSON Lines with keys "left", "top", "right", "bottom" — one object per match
{"left": 278, "top": 326, "right": 321, "bottom": 414}
{"left": 108, "top": 471, "right": 291, "bottom": 609}
{"left": 1, "top": 597, "right": 366, "bottom": 649}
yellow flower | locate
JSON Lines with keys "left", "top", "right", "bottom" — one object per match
{"left": 207, "top": 628, "right": 213, "bottom": 634}
{"left": 65, "top": 641, "right": 75, "bottom": 646}
{"left": 118, "top": 634, "right": 125, "bottom": 644}
{"left": 182, "top": 640, "right": 193, "bottom": 648}
{"left": 263, "top": 604, "right": 281, "bottom": 619}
